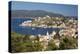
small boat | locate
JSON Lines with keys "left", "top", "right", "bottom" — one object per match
{"left": 32, "top": 28, "right": 35, "bottom": 30}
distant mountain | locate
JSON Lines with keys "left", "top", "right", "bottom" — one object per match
{"left": 10, "top": 10, "right": 64, "bottom": 18}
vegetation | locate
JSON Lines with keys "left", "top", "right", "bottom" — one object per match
{"left": 11, "top": 32, "right": 43, "bottom": 53}
{"left": 47, "top": 39, "right": 58, "bottom": 50}
{"left": 11, "top": 9, "right": 78, "bottom": 53}
{"left": 11, "top": 32, "right": 78, "bottom": 53}
{"left": 59, "top": 36, "right": 78, "bottom": 50}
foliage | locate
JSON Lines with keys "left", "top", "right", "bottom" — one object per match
{"left": 11, "top": 32, "right": 43, "bottom": 53}
{"left": 47, "top": 39, "right": 58, "bottom": 50}
{"left": 11, "top": 32, "right": 78, "bottom": 52}
{"left": 59, "top": 36, "right": 78, "bottom": 50}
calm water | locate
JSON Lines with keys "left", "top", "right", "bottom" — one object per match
{"left": 11, "top": 18, "right": 63, "bottom": 35}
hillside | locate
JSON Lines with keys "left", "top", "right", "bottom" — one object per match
{"left": 10, "top": 10, "right": 64, "bottom": 18}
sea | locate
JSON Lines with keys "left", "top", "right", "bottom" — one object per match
{"left": 11, "top": 18, "right": 63, "bottom": 35}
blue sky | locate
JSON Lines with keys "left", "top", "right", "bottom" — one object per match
{"left": 11, "top": 1, "right": 78, "bottom": 16}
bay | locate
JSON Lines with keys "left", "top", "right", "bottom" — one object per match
{"left": 11, "top": 18, "right": 62, "bottom": 35}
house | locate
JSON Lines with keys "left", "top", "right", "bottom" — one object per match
{"left": 59, "top": 28, "right": 77, "bottom": 37}
{"left": 37, "top": 31, "right": 50, "bottom": 50}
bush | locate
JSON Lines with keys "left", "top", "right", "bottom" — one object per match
{"left": 59, "top": 36, "right": 78, "bottom": 50}
{"left": 11, "top": 32, "right": 43, "bottom": 52}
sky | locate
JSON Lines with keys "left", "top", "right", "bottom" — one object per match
{"left": 11, "top": 1, "right": 78, "bottom": 16}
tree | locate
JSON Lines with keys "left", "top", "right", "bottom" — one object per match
{"left": 59, "top": 36, "right": 78, "bottom": 50}
{"left": 11, "top": 32, "right": 43, "bottom": 52}
{"left": 47, "top": 39, "right": 58, "bottom": 50}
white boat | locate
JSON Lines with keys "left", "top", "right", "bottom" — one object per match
{"left": 32, "top": 28, "right": 35, "bottom": 30}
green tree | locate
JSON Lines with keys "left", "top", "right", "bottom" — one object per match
{"left": 11, "top": 32, "right": 43, "bottom": 52}
{"left": 47, "top": 39, "right": 58, "bottom": 50}
{"left": 59, "top": 36, "right": 78, "bottom": 50}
